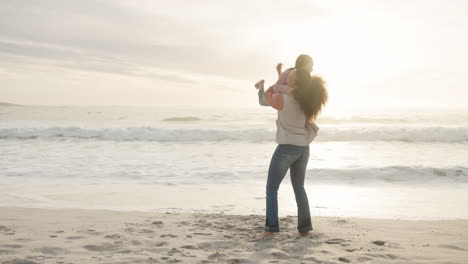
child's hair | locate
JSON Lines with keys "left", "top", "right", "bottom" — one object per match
{"left": 284, "top": 54, "right": 313, "bottom": 72}
{"left": 292, "top": 69, "right": 328, "bottom": 122}
{"left": 295, "top": 54, "right": 313, "bottom": 69}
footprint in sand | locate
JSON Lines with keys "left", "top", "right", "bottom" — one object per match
{"left": 226, "top": 258, "right": 244, "bottom": 264}
{"left": 1, "top": 244, "right": 22, "bottom": 249}
{"left": 372, "top": 240, "right": 387, "bottom": 246}
{"left": 180, "top": 252, "right": 197, "bottom": 258}
{"left": 33, "top": 247, "right": 67, "bottom": 255}
{"left": 193, "top": 232, "right": 212, "bottom": 236}
{"left": 138, "top": 229, "right": 154, "bottom": 234}
{"left": 0, "top": 225, "right": 16, "bottom": 235}
{"left": 197, "top": 241, "right": 240, "bottom": 250}
{"left": 208, "top": 251, "right": 227, "bottom": 259}
{"left": 124, "top": 227, "right": 135, "bottom": 233}
{"left": 152, "top": 221, "right": 164, "bottom": 227}
{"left": 131, "top": 240, "right": 142, "bottom": 245}
{"left": 303, "top": 256, "right": 324, "bottom": 263}
{"left": 0, "top": 249, "right": 15, "bottom": 254}
{"left": 372, "top": 240, "right": 400, "bottom": 249}
{"left": 2, "top": 260, "right": 41, "bottom": 264}
{"left": 181, "top": 245, "right": 198, "bottom": 250}
{"left": 357, "top": 256, "right": 373, "bottom": 262}
{"left": 83, "top": 243, "right": 120, "bottom": 252}
{"left": 334, "top": 219, "right": 349, "bottom": 224}
{"left": 155, "top": 241, "right": 169, "bottom": 247}
{"left": 338, "top": 257, "right": 351, "bottom": 263}
{"left": 147, "top": 257, "right": 158, "bottom": 264}
{"left": 167, "top": 247, "right": 182, "bottom": 255}
{"left": 161, "top": 234, "right": 178, "bottom": 238}
{"left": 439, "top": 244, "right": 465, "bottom": 251}
{"left": 116, "top": 249, "right": 133, "bottom": 253}
{"left": 77, "top": 229, "right": 102, "bottom": 236}
{"left": 13, "top": 238, "right": 31, "bottom": 242}
{"left": 267, "top": 248, "right": 290, "bottom": 259}
{"left": 65, "top": 236, "right": 83, "bottom": 240}
{"left": 104, "top": 233, "right": 122, "bottom": 239}
{"left": 365, "top": 253, "right": 400, "bottom": 260}
{"left": 176, "top": 221, "right": 189, "bottom": 227}
{"left": 325, "top": 238, "right": 351, "bottom": 246}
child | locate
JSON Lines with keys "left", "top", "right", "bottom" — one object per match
{"left": 255, "top": 54, "right": 313, "bottom": 106}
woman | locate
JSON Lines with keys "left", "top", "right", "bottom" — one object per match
{"left": 254, "top": 56, "right": 328, "bottom": 239}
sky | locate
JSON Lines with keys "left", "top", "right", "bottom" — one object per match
{"left": 1, "top": 0, "right": 468, "bottom": 112}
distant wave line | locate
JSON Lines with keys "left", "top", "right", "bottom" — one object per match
{"left": 1, "top": 126, "right": 468, "bottom": 142}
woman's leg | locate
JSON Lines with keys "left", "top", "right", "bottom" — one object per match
{"left": 265, "top": 144, "right": 302, "bottom": 232}
{"left": 289, "top": 146, "right": 313, "bottom": 233}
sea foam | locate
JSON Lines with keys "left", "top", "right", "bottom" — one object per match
{"left": 1, "top": 125, "right": 468, "bottom": 142}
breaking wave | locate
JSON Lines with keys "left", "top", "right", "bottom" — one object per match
{"left": 1, "top": 125, "right": 468, "bottom": 143}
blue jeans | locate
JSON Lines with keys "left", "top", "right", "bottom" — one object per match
{"left": 265, "top": 144, "right": 313, "bottom": 233}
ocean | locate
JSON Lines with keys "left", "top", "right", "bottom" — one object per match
{"left": 1, "top": 104, "right": 468, "bottom": 220}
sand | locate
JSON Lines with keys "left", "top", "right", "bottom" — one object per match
{"left": 0, "top": 207, "right": 467, "bottom": 264}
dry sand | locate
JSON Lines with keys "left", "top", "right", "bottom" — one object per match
{"left": 1, "top": 207, "right": 467, "bottom": 264}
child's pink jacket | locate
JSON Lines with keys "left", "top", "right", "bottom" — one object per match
{"left": 272, "top": 69, "right": 295, "bottom": 95}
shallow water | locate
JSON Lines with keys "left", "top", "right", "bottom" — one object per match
{"left": 1, "top": 105, "right": 468, "bottom": 219}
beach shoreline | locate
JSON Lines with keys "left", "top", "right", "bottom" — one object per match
{"left": 1, "top": 207, "right": 467, "bottom": 264}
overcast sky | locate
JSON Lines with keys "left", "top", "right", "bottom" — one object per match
{"left": 1, "top": 0, "right": 468, "bottom": 111}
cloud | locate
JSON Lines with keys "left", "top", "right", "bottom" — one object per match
{"left": 0, "top": 0, "right": 324, "bottom": 82}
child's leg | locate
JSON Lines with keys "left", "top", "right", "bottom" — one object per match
{"left": 255, "top": 80, "right": 269, "bottom": 106}
{"left": 258, "top": 88, "right": 269, "bottom": 106}
{"left": 255, "top": 80, "right": 265, "bottom": 89}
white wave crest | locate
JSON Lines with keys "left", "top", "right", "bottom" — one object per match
{"left": 1, "top": 126, "right": 468, "bottom": 142}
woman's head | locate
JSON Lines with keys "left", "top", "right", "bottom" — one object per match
{"left": 292, "top": 69, "right": 328, "bottom": 123}
{"left": 295, "top": 54, "right": 313, "bottom": 73}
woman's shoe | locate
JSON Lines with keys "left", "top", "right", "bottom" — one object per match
{"left": 298, "top": 231, "right": 312, "bottom": 237}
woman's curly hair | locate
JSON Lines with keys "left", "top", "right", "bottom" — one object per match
{"left": 292, "top": 69, "right": 328, "bottom": 123}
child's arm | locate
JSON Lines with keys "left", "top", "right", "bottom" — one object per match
{"left": 276, "top": 63, "right": 282, "bottom": 76}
